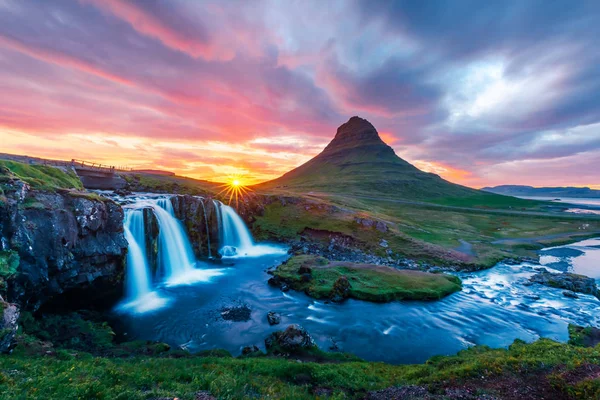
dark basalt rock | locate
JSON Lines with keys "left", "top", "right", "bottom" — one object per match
{"left": 265, "top": 324, "right": 316, "bottom": 352}
{"left": 530, "top": 271, "right": 600, "bottom": 299}
{"left": 241, "top": 345, "right": 261, "bottom": 356}
{"left": 330, "top": 276, "right": 351, "bottom": 303}
{"left": 0, "top": 180, "right": 127, "bottom": 312}
{"left": 220, "top": 305, "right": 251, "bottom": 322}
{"left": 267, "top": 311, "right": 281, "bottom": 325}
{"left": 0, "top": 296, "right": 19, "bottom": 353}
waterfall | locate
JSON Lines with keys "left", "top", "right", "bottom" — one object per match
{"left": 123, "top": 209, "right": 152, "bottom": 299}
{"left": 152, "top": 198, "right": 197, "bottom": 279}
{"left": 118, "top": 196, "right": 224, "bottom": 313}
{"left": 214, "top": 200, "right": 287, "bottom": 257}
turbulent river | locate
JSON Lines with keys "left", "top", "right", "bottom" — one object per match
{"left": 116, "top": 232, "right": 600, "bottom": 364}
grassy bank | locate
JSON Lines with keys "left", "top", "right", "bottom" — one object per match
{"left": 1, "top": 338, "right": 599, "bottom": 399}
{"left": 0, "top": 160, "right": 83, "bottom": 191}
{"left": 253, "top": 194, "right": 600, "bottom": 268}
{"left": 271, "top": 255, "right": 462, "bottom": 302}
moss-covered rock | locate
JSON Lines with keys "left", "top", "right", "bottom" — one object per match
{"left": 569, "top": 324, "right": 600, "bottom": 347}
{"left": 530, "top": 271, "right": 600, "bottom": 299}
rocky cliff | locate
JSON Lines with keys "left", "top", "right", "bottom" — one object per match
{"left": 0, "top": 175, "right": 128, "bottom": 316}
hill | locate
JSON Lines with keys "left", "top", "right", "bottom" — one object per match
{"left": 483, "top": 185, "right": 600, "bottom": 198}
{"left": 257, "top": 117, "right": 525, "bottom": 207}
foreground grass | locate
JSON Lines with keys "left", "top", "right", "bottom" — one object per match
{"left": 0, "top": 160, "right": 83, "bottom": 191}
{"left": 273, "top": 255, "right": 462, "bottom": 302}
{"left": 1, "top": 339, "right": 600, "bottom": 399}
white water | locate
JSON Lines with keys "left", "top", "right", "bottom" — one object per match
{"left": 123, "top": 209, "right": 152, "bottom": 298}
{"left": 117, "top": 196, "right": 224, "bottom": 314}
{"left": 153, "top": 198, "right": 197, "bottom": 279}
{"left": 214, "top": 201, "right": 287, "bottom": 257}
{"left": 119, "top": 208, "right": 169, "bottom": 314}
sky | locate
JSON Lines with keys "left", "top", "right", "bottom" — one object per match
{"left": 0, "top": 0, "right": 599, "bottom": 188}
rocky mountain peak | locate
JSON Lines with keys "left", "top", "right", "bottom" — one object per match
{"left": 321, "top": 116, "right": 390, "bottom": 156}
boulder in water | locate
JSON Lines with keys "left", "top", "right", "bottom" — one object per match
{"left": 529, "top": 272, "right": 600, "bottom": 299}
{"left": 219, "top": 246, "right": 238, "bottom": 257}
{"left": 267, "top": 311, "right": 281, "bottom": 325}
{"left": 265, "top": 324, "right": 316, "bottom": 352}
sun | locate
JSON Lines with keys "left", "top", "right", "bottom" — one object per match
{"left": 217, "top": 175, "right": 253, "bottom": 207}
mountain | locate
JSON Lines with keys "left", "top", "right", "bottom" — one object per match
{"left": 257, "top": 116, "right": 484, "bottom": 201}
{"left": 482, "top": 185, "right": 600, "bottom": 198}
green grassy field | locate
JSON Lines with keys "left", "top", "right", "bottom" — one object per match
{"left": 253, "top": 194, "right": 600, "bottom": 268}
{"left": 1, "top": 338, "right": 599, "bottom": 399}
{"left": 272, "top": 255, "right": 462, "bottom": 302}
{"left": 120, "top": 172, "right": 220, "bottom": 196}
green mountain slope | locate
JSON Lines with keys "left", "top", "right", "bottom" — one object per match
{"left": 258, "top": 117, "right": 525, "bottom": 207}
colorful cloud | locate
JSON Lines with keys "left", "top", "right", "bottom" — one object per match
{"left": 0, "top": 0, "right": 598, "bottom": 187}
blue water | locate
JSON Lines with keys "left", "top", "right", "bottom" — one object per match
{"left": 117, "top": 238, "right": 600, "bottom": 364}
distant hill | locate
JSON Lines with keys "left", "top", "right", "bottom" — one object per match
{"left": 482, "top": 185, "right": 600, "bottom": 199}
{"left": 257, "top": 117, "right": 528, "bottom": 207}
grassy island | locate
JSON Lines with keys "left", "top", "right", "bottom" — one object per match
{"left": 270, "top": 255, "right": 462, "bottom": 302}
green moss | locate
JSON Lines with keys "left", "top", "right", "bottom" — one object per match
{"left": 568, "top": 324, "right": 600, "bottom": 347}
{"left": 0, "top": 251, "right": 19, "bottom": 278}
{"left": 18, "top": 312, "right": 115, "bottom": 354}
{"left": 19, "top": 197, "right": 46, "bottom": 210}
{"left": 0, "top": 160, "right": 83, "bottom": 191}
{"left": 273, "top": 255, "right": 462, "bottom": 302}
{"left": 66, "top": 191, "right": 111, "bottom": 202}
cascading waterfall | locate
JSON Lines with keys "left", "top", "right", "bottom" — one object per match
{"left": 214, "top": 200, "right": 287, "bottom": 257}
{"left": 118, "top": 196, "right": 223, "bottom": 313}
{"left": 123, "top": 209, "right": 152, "bottom": 299}
{"left": 152, "top": 198, "right": 197, "bottom": 279}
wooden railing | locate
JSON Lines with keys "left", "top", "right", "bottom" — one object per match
{"left": 71, "top": 159, "right": 132, "bottom": 172}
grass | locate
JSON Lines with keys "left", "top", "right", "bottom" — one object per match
{"left": 1, "top": 338, "right": 600, "bottom": 399}
{"left": 253, "top": 195, "right": 600, "bottom": 268}
{"left": 120, "top": 172, "right": 219, "bottom": 196}
{"left": 0, "top": 160, "right": 83, "bottom": 191}
{"left": 272, "top": 255, "right": 462, "bottom": 302}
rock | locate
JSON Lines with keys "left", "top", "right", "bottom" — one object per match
{"left": 530, "top": 272, "right": 600, "bottom": 299}
{"left": 298, "top": 265, "right": 312, "bottom": 275}
{"left": 220, "top": 305, "right": 251, "bottom": 322}
{"left": 0, "top": 297, "right": 19, "bottom": 353}
{"left": 563, "top": 291, "right": 579, "bottom": 299}
{"left": 0, "top": 179, "right": 127, "bottom": 311}
{"left": 569, "top": 324, "right": 600, "bottom": 347}
{"left": 375, "top": 221, "right": 388, "bottom": 232}
{"left": 330, "top": 276, "right": 351, "bottom": 303}
{"left": 268, "top": 276, "right": 282, "bottom": 287}
{"left": 267, "top": 311, "right": 281, "bottom": 325}
{"left": 241, "top": 345, "right": 261, "bottom": 355}
{"left": 300, "top": 273, "right": 312, "bottom": 283}
{"left": 379, "top": 239, "right": 389, "bottom": 248}
{"left": 195, "top": 392, "right": 217, "bottom": 400}
{"left": 265, "top": 324, "right": 316, "bottom": 352}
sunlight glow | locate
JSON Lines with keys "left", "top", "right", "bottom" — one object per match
{"left": 217, "top": 174, "right": 253, "bottom": 207}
